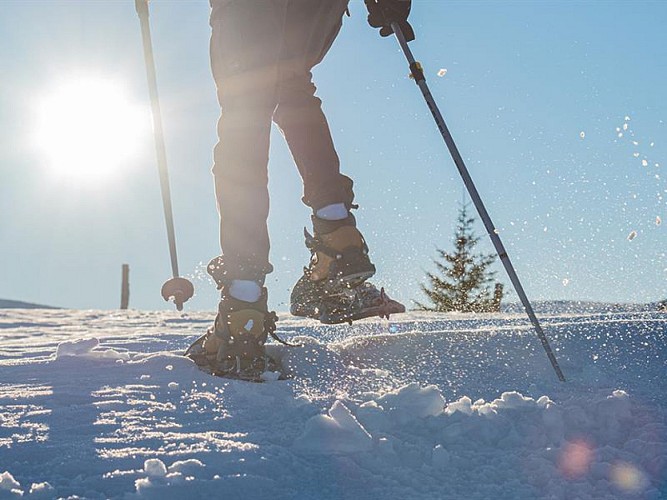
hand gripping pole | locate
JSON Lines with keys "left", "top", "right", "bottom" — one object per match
{"left": 136, "top": 0, "right": 194, "bottom": 311}
{"left": 391, "top": 22, "right": 565, "bottom": 382}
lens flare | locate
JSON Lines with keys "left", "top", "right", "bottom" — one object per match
{"left": 558, "top": 439, "right": 594, "bottom": 479}
{"left": 611, "top": 462, "right": 647, "bottom": 493}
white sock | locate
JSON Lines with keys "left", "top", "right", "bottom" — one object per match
{"left": 228, "top": 280, "right": 262, "bottom": 302}
{"left": 316, "top": 203, "right": 348, "bottom": 221}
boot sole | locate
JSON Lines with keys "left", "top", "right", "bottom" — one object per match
{"left": 318, "top": 298, "right": 406, "bottom": 324}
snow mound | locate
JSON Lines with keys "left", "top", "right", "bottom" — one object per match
{"left": 167, "top": 459, "right": 205, "bottom": 476}
{"left": 294, "top": 400, "right": 372, "bottom": 454}
{"left": 27, "top": 482, "right": 54, "bottom": 499}
{"left": 143, "top": 459, "right": 167, "bottom": 478}
{"left": 0, "top": 472, "right": 22, "bottom": 498}
{"left": 55, "top": 337, "right": 129, "bottom": 361}
{"left": 375, "top": 383, "right": 445, "bottom": 423}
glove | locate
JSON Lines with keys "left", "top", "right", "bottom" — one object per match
{"left": 364, "top": 0, "right": 415, "bottom": 42}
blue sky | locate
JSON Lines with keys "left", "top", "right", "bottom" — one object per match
{"left": 1, "top": 1, "right": 665, "bottom": 311}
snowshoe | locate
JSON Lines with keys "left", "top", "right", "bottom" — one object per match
{"left": 290, "top": 277, "right": 405, "bottom": 325}
{"left": 185, "top": 330, "right": 283, "bottom": 382}
{"left": 185, "top": 289, "right": 286, "bottom": 382}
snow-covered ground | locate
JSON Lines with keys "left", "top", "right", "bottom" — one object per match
{"left": 0, "top": 307, "right": 665, "bottom": 499}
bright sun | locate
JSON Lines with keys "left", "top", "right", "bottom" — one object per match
{"left": 33, "top": 76, "right": 148, "bottom": 183}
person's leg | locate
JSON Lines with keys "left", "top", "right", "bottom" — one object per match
{"left": 210, "top": 0, "right": 284, "bottom": 285}
{"left": 206, "top": 0, "right": 284, "bottom": 375}
{"left": 272, "top": 0, "right": 349, "bottom": 211}
{"left": 273, "top": 0, "right": 375, "bottom": 288}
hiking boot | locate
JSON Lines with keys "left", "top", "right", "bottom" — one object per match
{"left": 202, "top": 289, "right": 279, "bottom": 377}
{"left": 304, "top": 217, "right": 376, "bottom": 288}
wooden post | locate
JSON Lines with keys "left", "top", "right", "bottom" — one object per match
{"left": 121, "top": 264, "right": 130, "bottom": 310}
{"left": 492, "top": 283, "right": 504, "bottom": 312}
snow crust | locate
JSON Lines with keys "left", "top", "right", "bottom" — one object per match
{"left": 0, "top": 308, "right": 666, "bottom": 499}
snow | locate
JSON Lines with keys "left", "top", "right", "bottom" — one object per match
{"left": 0, "top": 472, "right": 21, "bottom": 491}
{"left": 0, "top": 307, "right": 666, "bottom": 499}
{"left": 294, "top": 400, "right": 373, "bottom": 453}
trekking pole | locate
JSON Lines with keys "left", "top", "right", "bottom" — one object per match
{"left": 135, "top": 0, "right": 194, "bottom": 311}
{"left": 390, "top": 22, "right": 566, "bottom": 382}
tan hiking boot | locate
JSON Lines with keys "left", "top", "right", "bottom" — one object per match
{"left": 305, "top": 224, "right": 376, "bottom": 285}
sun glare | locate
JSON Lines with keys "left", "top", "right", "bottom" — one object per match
{"left": 33, "top": 76, "right": 148, "bottom": 183}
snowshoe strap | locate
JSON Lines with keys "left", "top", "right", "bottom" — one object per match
{"left": 310, "top": 213, "right": 356, "bottom": 236}
{"left": 304, "top": 228, "right": 339, "bottom": 258}
{"left": 265, "top": 311, "right": 301, "bottom": 348}
{"left": 303, "top": 227, "right": 369, "bottom": 260}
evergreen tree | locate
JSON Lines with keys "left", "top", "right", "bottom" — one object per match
{"left": 416, "top": 203, "right": 504, "bottom": 313}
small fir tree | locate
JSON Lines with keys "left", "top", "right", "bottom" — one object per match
{"left": 416, "top": 203, "right": 504, "bottom": 313}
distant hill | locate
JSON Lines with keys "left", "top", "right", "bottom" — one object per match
{"left": 0, "top": 299, "right": 59, "bottom": 309}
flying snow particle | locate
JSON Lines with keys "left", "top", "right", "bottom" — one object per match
{"left": 632, "top": 141, "right": 639, "bottom": 146}
{"left": 650, "top": 142, "right": 655, "bottom": 147}
{"left": 579, "top": 131, "right": 585, "bottom": 139}
{"left": 657, "top": 216, "right": 662, "bottom": 226}
{"left": 625, "top": 115, "right": 631, "bottom": 121}
{"left": 618, "top": 133, "right": 624, "bottom": 138}
{"left": 633, "top": 153, "right": 639, "bottom": 158}
{"left": 623, "top": 123, "right": 629, "bottom": 131}
{"left": 627, "top": 230, "right": 637, "bottom": 241}
{"left": 562, "top": 278, "right": 570, "bottom": 287}
{"left": 437, "top": 68, "right": 447, "bottom": 77}
{"left": 642, "top": 159, "right": 648, "bottom": 167}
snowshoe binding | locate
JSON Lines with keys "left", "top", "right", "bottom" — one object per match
{"left": 185, "top": 289, "right": 285, "bottom": 382}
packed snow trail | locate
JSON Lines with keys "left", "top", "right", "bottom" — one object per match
{"left": 0, "top": 308, "right": 665, "bottom": 499}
